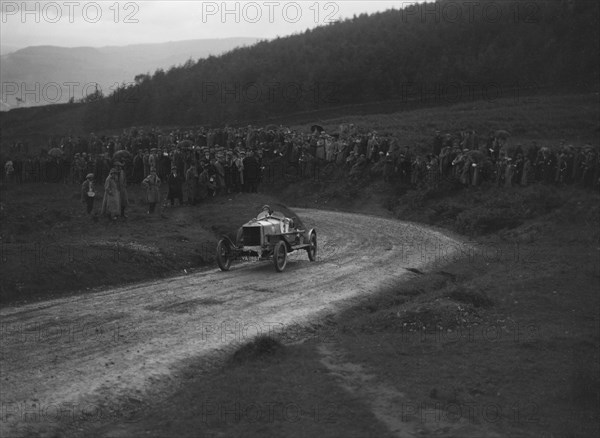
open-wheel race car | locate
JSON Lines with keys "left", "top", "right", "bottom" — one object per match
{"left": 216, "top": 205, "right": 317, "bottom": 272}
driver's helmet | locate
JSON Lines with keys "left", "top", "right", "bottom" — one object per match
{"left": 261, "top": 205, "right": 272, "bottom": 214}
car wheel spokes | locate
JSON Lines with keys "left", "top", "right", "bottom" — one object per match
{"left": 216, "top": 239, "right": 232, "bottom": 271}
{"left": 274, "top": 240, "right": 287, "bottom": 272}
{"left": 307, "top": 231, "right": 317, "bottom": 261}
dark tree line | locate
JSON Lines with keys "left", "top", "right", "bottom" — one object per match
{"left": 83, "top": 0, "right": 599, "bottom": 129}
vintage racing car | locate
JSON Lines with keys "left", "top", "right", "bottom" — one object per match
{"left": 216, "top": 205, "right": 317, "bottom": 272}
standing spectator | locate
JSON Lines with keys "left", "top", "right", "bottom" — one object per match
{"left": 198, "top": 162, "right": 216, "bottom": 199}
{"left": 336, "top": 140, "right": 348, "bottom": 166}
{"left": 349, "top": 154, "right": 368, "bottom": 179}
{"left": 114, "top": 162, "right": 129, "bottom": 218}
{"left": 213, "top": 155, "right": 226, "bottom": 195}
{"left": 411, "top": 156, "right": 426, "bottom": 186}
{"left": 167, "top": 165, "right": 184, "bottom": 206}
{"left": 13, "top": 158, "right": 23, "bottom": 184}
{"left": 243, "top": 150, "right": 261, "bottom": 193}
{"left": 185, "top": 163, "right": 199, "bottom": 205}
{"left": 107, "top": 139, "right": 115, "bottom": 157}
{"left": 101, "top": 168, "right": 120, "bottom": 220}
{"left": 142, "top": 149, "right": 150, "bottom": 178}
{"left": 426, "top": 155, "right": 440, "bottom": 188}
{"left": 432, "top": 130, "right": 443, "bottom": 156}
{"left": 81, "top": 173, "right": 96, "bottom": 214}
{"left": 572, "top": 147, "right": 585, "bottom": 184}
{"left": 158, "top": 150, "right": 171, "bottom": 180}
{"left": 555, "top": 151, "right": 568, "bottom": 185}
{"left": 514, "top": 154, "right": 524, "bottom": 185}
{"left": 367, "top": 133, "right": 379, "bottom": 162}
{"left": 142, "top": 168, "right": 161, "bottom": 214}
{"left": 543, "top": 149, "right": 557, "bottom": 184}
{"left": 582, "top": 148, "right": 598, "bottom": 188}
{"left": 149, "top": 150, "right": 157, "bottom": 175}
{"left": 74, "top": 153, "right": 85, "bottom": 183}
{"left": 232, "top": 151, "right": 244, "bottom": 193}
{"left": 521, "top": 156, "right": 532, "bottom": 186}
{"left": 173, "top": 147, "right": 185, "bottom": 175}
{"left": 383, "top": 152, "right": 395, "bottom": 183}
{"left": 4, "top": 160, "right": 14, "bottom": 183}
{"left": 496, "top": 157, "right": 507, "bottom": 187}
{"left": 400, "top": 147, "right": 412, "bottom": 183}
{"left": 505, "top": 158, "right": 515, "bottom": 188}
{"left": 439, "top": 146, "right": 453, "bottom": 178}
{"left": 224, "top": 152, "right": 236, "bottom": 194}
{"left": 133, "top": 150, "right": 144, "bottom": 183}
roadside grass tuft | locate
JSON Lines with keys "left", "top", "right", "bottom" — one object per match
{"left": 446, "top": 287, "right": 494, "bottom": 308}
{"left": 229, "top": 335, "right": 285, "bottom": 365}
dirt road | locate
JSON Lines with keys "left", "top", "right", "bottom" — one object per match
{"left": 0, "top": 209, "right": 463, "bottom": 437}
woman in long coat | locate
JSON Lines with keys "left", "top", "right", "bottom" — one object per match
{"left": 114, "top": 162, "right": 129, "bottom": 217}
{"left": 101, "top": 169, "right": 120, "bottom": 220}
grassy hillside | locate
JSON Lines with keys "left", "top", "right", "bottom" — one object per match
{"left": 288, "top": 92, "right": 600, "bottom": 147}
{"left": 2, "top": 92, "right": 598, "bottom": 155}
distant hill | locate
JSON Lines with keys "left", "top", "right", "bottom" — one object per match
{"left": 0, "top": 45, "right": 20, "bottom": 56}
{"left": 0, "top": 38, "right": 260, "bottom": 110}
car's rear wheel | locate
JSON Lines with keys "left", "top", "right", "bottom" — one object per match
{"left": 307, "top": 231, "right": 317, "bottom": 261}
{"left": 273, "top": 240, "right": 287, "bottom": 272}
{"left": 216, "top": 239, "right": 232, "bottom": 271}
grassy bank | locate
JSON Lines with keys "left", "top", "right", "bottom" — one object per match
{"left": 0, "top": 183, "right": 281, "bottom": 306}
{"left": 288, "top": 93, "right": 600, "bottom": 148}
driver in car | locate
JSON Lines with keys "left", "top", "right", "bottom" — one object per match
{"left": 258, "top": 205, "right": 295, "bottom": 232}
{"left": 261, "top": 205, "right": 273, "bottom": 215}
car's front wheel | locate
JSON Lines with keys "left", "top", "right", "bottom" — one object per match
{"left": 216, "top": 239, "right": 232, "bottom": 271}
{"left": 307, "top": 231, "right": 317, "bottom": 261}
{"left": 273, "top": 240, "right": 287, "bottom": 272}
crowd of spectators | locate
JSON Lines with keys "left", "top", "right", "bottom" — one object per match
{"left": 2, "top": 123, "right": 599, "bottom": 217}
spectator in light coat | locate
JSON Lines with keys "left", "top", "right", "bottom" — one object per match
{"left": 141, "top": 168, "right": 161, "bottom": 214}
{"left": 101, "top": 168, "right": 120, "bottom": 220}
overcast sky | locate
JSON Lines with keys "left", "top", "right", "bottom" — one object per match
{"left": 1, "top": 1, "right": 412, "bottom": 50}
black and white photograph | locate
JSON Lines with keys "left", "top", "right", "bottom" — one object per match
{"left": 1, "top": 1, "right": 599, "bottom": 436}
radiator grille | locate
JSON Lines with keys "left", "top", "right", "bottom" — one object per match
{"left": 242, "top": 227, "right": 261, "bottom": 246}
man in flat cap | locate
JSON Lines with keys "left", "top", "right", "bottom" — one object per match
{"left": 167, "top": 165, "right": 184, "bottom": 206}
{"left": 81, "top": 173, "right": 96, "bottom": 215}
